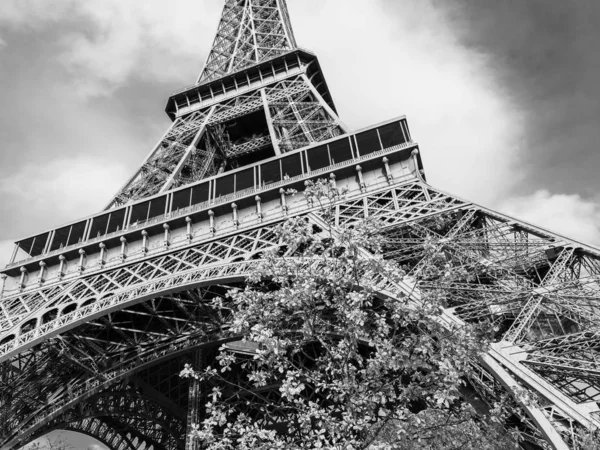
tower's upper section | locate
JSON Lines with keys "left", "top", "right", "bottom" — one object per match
{"left": 1, "top": 0, "right": 418, "bottom": 286}
{"left": 198, "top": 0, "right": 297, "bottom": 84}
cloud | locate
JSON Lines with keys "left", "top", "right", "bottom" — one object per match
{"left": 0, "top": 0, "right": 223, "bottom": 96}
{"left": 498, "top": 190, "right": 600, "bottom": 247}
{"left": 87, "top": 445, "right": 106, "bottom": 450}
{"left": 289, "top": 0, "right": 525, "bottom": 207}
{"left": 0, "top": 240, "right": 14, "bottom": 269}
{"left": 0, "top": 156, "right": 129, "bottom": 236}
{"left": 0, "top": 36, "right": 6, "bottom": 48}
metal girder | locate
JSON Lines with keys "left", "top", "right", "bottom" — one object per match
{"left": 0, "top": 285, "right": 240, "bottom": 444}
{"left": 64, "top": 418, "right": 136, "bottom": 450}
{"left": 0, "top": 226, "right": 281, "bottom": 348}
{"left": 106, "top": 112, "right": 210, "bottom": 208}
{"left": 9, "top": 389, "right": 185, "bottom": 450}
{"left": 265, "top": 75, "right": 347, "bottom": 152}
{"left": 2, "top": 1, "right": 600, "bottom": 447}
{"left": 3, "top": 177, "right": 600, "bottom": 450}
{"left": 307, "top": 183, "right": 600, "bottom": 446}
{"left": 197, "top": 0, "right": 297, "bottom": 83}
{"left": 105, "top": 71, "right": 345, "bottom": 209}
{"left": 185, "top": 351, "right": 204, "bottom": 450}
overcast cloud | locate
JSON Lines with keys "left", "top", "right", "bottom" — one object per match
{"left": 2, "top": 1, "right": 600, "bottom": 443}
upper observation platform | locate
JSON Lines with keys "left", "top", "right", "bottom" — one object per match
{"left": 166, "top": 50, "right": 337, "bottom": 121}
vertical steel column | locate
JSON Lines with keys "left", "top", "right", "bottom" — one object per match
{"left": 186, "top": 350, "right": 204, "bottom": 450}
{"left": 261, "top": 89, "right": 282, "bottom": 155}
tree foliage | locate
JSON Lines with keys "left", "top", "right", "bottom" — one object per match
{"left": 181, "top": 180, "right": 526, "bottom": 449}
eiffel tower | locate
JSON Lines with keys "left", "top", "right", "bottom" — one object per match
{"left": 0, "top": 1, "right": 598, "bottom": 449}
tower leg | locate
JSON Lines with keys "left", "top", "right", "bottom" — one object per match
{"left": 186, "top": 350, "right": 203, "bottom": 450}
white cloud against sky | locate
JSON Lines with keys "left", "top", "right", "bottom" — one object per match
{"left": 0, "top": 0, "right": 222, "bottom": 96}
{"left": 499, "top": 190, "right": 600, "bottom": 246}
{"left": 1, "top": 0, "right": 600, "bottom": 443}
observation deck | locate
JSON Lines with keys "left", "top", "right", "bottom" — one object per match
{"left": 166, "top": 49, "right": 337, "bottom": 120}
{"left": 1, "top": 117, "right": 420, "bottom": 295}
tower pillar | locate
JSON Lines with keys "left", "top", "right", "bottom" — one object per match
{"left": 186, "top": 350, "right": 204, "bottom": 450}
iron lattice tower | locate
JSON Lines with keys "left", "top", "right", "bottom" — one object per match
{"left": 0, "top": 1, "right": 598, "bottom": 449}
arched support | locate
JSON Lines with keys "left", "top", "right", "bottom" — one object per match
{"left": 2, "top": 181, "right": 600, "bottom": 450}
{"left": 63, "top": 419, "right": 137, "bottom": 450}
{"left": 12, "top": 391, "right": 185, "bottom": 450}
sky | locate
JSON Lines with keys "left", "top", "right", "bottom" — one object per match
{"left": 1, "top": 0, "right": 600, "bottom": 447}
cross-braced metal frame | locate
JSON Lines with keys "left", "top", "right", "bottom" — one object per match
{"left": 198, "top": 0, "right": 297, "bottom": 84}
{"left": 1, "top": 1, "right": 599, "bottom": 449}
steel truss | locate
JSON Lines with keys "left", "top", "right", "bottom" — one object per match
{"left": 2, "top": 176, "right": 600, "bottom": 449}
{"left": 2, "top": 0, "right": 599, "bottom": 449}
{"left": 198, "top": 0, "right": 297, "bottom": 84}
{"left": 106, "top": 0, "right": 344, "bottom": 209}
{"left": 64, "top": 418, "right": 137, "bottom": 450}
{"left": 36, "top": 389, "right": 186, "bottom": 450}
{"left": 107, "top": 76, "right": 344, "bottom": 208}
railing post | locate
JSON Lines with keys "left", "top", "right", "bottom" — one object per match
{"left": 141, "top": 231, "right": 148, "bottom": 254}
{"left": 19, "top": 267, "right": 27, "bottom": 290}
{"left": 280, "top": 188, "right": 289, "bottom": 215}
{"left": 355, "top": 165, "right": 366, "bottom": 192}
{"left": 186, "top": 217, "right": 193, "bottom": 242}
{"left": 185, "top": 350, "right": 204, "bottom": 450}
{"left": 411, "top": 149, "right": 425, "bottom": 181}
{"left": 163, "top": 224, "right": 171, "bottom": 248}
{"left": 209, "top": 210, "right": 215, "bottom": 235}
{"left": 78, "top": 249, "right": 86, "bottom": 273}
{"left": 330, "top": 173, "right": 337, "bottom": 190}
{"left": 255, "top": 196, "right": 263, "bottom": 222}
{"left": 120, "top": 237, "right": 128, "bottom": 261}
{"left": 99, "top": 243, "right": 106, "bottom": 267}
{"left": 58, "top": 255, "right": 66, "bottom": 279}
{"left": 382, "top": 157, "right": 393, "bottom": 184}
{"left": 38, "top": 261, "right": 46, "bottom": 285}
{"left": 232, "top": 203, "right": 239, "bottom": 229}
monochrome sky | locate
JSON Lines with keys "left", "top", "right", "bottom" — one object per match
{"left": 2, "top": 0, "right": 600, "bottom": 446}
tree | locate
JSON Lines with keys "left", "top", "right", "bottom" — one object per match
{"left": 180, "top": 179, "right": 526, "bottom": 450}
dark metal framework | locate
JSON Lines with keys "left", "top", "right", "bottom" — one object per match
{"left": 0, "top": 1, "right": 598, "bottom": 450}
